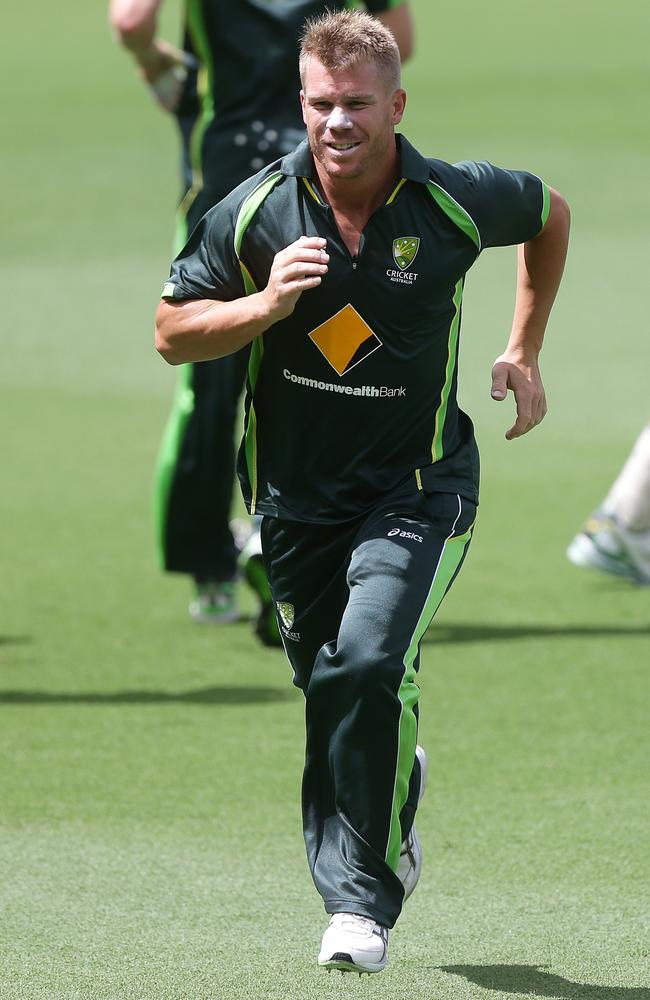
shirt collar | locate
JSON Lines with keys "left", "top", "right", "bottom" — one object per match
{"left": 281, "top": 133, "right": 430, "bottom": 185}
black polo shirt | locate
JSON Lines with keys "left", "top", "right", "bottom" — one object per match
{"left": 162, "top": 135, "right": 550, "bottom": 522}
{"left": 176, "top": 0, "right": 401, "bottom": 204}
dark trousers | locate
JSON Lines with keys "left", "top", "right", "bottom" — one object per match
{"left": 261, "top": 489, "right": 476, "bottom": 928}
{"left": 154, "top": 348, "right": 249, "bottom": 580}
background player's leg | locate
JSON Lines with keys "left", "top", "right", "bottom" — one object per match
{"left": 567, "top": 423, "right": 650, "bottom": 583}
{"left": 603, "top": 423, "right": 650, "bottom": 530}
{"left": 154, "top": 349, "right": 249, "bottom": 612}
{"left": 154, "top": 182, "right": 260, "bottom": 624}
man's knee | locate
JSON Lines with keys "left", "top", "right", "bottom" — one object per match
{"left": 328, "top": 630, "right": 406, "bottom": 697}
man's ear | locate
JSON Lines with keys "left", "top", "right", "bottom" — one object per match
{"left": 391, "top": 88, "right": 407, "bottom": 126}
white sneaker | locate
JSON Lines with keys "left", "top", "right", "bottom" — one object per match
{"left": 567, "top": 512, "right": 650, "bottom": 584}
{"left": 396, "top": 744, "right": 428, "bottom": 900}
{"left": 318, "top": 913, "right": 388, "bottom": 975}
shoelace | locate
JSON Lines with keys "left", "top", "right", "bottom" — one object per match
{"left": 331, "top": 914, "right": 387, "bottom": 940}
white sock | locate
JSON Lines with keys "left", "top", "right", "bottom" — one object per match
{"left": 602, "top": 424, "right": 650, "bottom": 532}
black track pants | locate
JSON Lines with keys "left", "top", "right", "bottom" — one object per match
{"left": 154, "top": 178, "right": 251, "bottom": 582}
{"left": 261, "top": 489, "right": 476, "bottom": 928}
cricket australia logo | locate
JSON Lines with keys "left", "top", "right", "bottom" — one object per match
{"left": 393, "top": 237, "right": 420, "bottom": 270}
{"left": 276, "top": 602, "right": 294, "bottom": 630}
{"left": 387, "top": 236, "right": 420, "bottom": 284}
{"left": 277, "top": 601, "right": 301, "bottom": 642}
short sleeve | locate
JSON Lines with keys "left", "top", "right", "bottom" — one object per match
{"left": 452, "top": 161, "right": 550, "bottom": 250}
{"left": 161, "top": 199, "right": 245, "bottom": 303}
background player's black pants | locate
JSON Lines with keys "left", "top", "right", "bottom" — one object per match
{"left": 262, "top": 489, "right": 476, "bottom": 928}
{"left": 154, "top": 349, "right": 249, "bottom": 580}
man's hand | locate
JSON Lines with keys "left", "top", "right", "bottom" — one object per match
{"left": 260, "top": 237, "right": 329, "bottom": 323}
{"left": 491, "top": 352, "right": 547, "bottom": 440}
{"left": 138, "top": 40, "right": 196, "bottom": 112}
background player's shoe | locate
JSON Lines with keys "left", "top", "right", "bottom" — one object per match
{"left": 188, "top": 581, "right": 239, "bottom": 623}
{"left": 318, "top": 913, "right": 388, "bottom": 975}
{"left": 239, "top": 530, "right": 282, "bottom": 647}
{"left": 397, "top": 744, "right": 428, "bottom": 900}
{"left": 567, "top": 511, "right": 650, "bottom": 583}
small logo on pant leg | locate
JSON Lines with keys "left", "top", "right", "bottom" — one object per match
{"left": 388, "top": 527, "right": 424, "bottom": 543}
{"left": 277, "top": 602, "right": 294, "bottom": 629}
{"left": 276, "top": 601, "right": 301, "bottom": 641}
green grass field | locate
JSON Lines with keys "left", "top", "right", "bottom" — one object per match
{"left": 1, "top": 1, "right": 649, "bottom": 997}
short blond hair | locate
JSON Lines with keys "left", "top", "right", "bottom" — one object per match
{"left": 299, "top": 10, "right": 401, "bottom": 92}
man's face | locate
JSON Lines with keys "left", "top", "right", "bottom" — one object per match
{"left": 300, "top": 58, "right": 406, "bottom": 182}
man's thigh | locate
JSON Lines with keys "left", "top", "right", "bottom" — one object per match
{"left": 262, "top": 491, "right": 476, "bottom": 685}
{"left": 261, "top": 516, "right": 359, "bottom": 687}
{"left": 342, "top": 490, "right": 476, "bottom": 662}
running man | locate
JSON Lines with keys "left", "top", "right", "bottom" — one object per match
{"left": 155, "top": 10, "right": 570, "bottom": 973}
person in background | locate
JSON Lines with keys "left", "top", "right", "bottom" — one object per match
{"left": 109, "top": 0, "right": 414, "bottom": 644}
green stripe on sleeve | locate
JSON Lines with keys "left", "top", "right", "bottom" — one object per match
{"left": 426, "top": 182, "right": 481, "bottom": 250}
{"left": 239, "top": 260, "right": 257, "bottom": 296}
{"left": 234, "top": 172, "right": 283, "bottom": 259}
{"left": 385, "top": 508, "right": 475, "bottom": 871}
{"left": 540, "top": 181, "right": 551, "bottom": 230}
{"left": 232, "top": 173, "right": 283, "bottom": 512}
{"left": 244, "top": 337, "right": 265, "bottom": 513}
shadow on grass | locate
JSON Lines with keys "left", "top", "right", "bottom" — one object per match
{"left": 440, "top": 964, "right": 650, "bottom": 998}
{"left": 423, "top": 623, "right": 650, "bottom": 644}
{"left": 0, "top": 686, "right": 294, "bottom": 706}
{"left": 0, "top": 635, "right": 32, "bottom": 646}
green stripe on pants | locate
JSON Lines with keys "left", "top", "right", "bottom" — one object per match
{"left": 385, "top": 502, "right": 475, "bottom": 872}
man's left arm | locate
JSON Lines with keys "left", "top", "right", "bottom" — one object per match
{"left": 491, "top": 188, "right": 571, "bottom": 440}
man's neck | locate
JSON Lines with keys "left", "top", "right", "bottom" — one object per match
{"left": 313, "top": 144, "right": 400, "bottom": 221}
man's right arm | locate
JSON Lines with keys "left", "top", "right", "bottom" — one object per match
{"left": 156, "top": 237, "right": 329, "bottom": 365}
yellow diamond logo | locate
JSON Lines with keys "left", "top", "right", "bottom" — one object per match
{"left": 308, "top": 304, "right": 382, "bottom": 376}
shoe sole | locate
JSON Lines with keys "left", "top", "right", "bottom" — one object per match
{"left": 319, "top": 956, "right": 386, "bottom": 975}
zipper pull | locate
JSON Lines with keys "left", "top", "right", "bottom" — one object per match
{"left": 352, "top": 259, "right": 357, "bottom": 270}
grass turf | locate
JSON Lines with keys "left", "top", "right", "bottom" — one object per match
{"left": 1, "top": 0, "right": 649, "bottom": 997}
